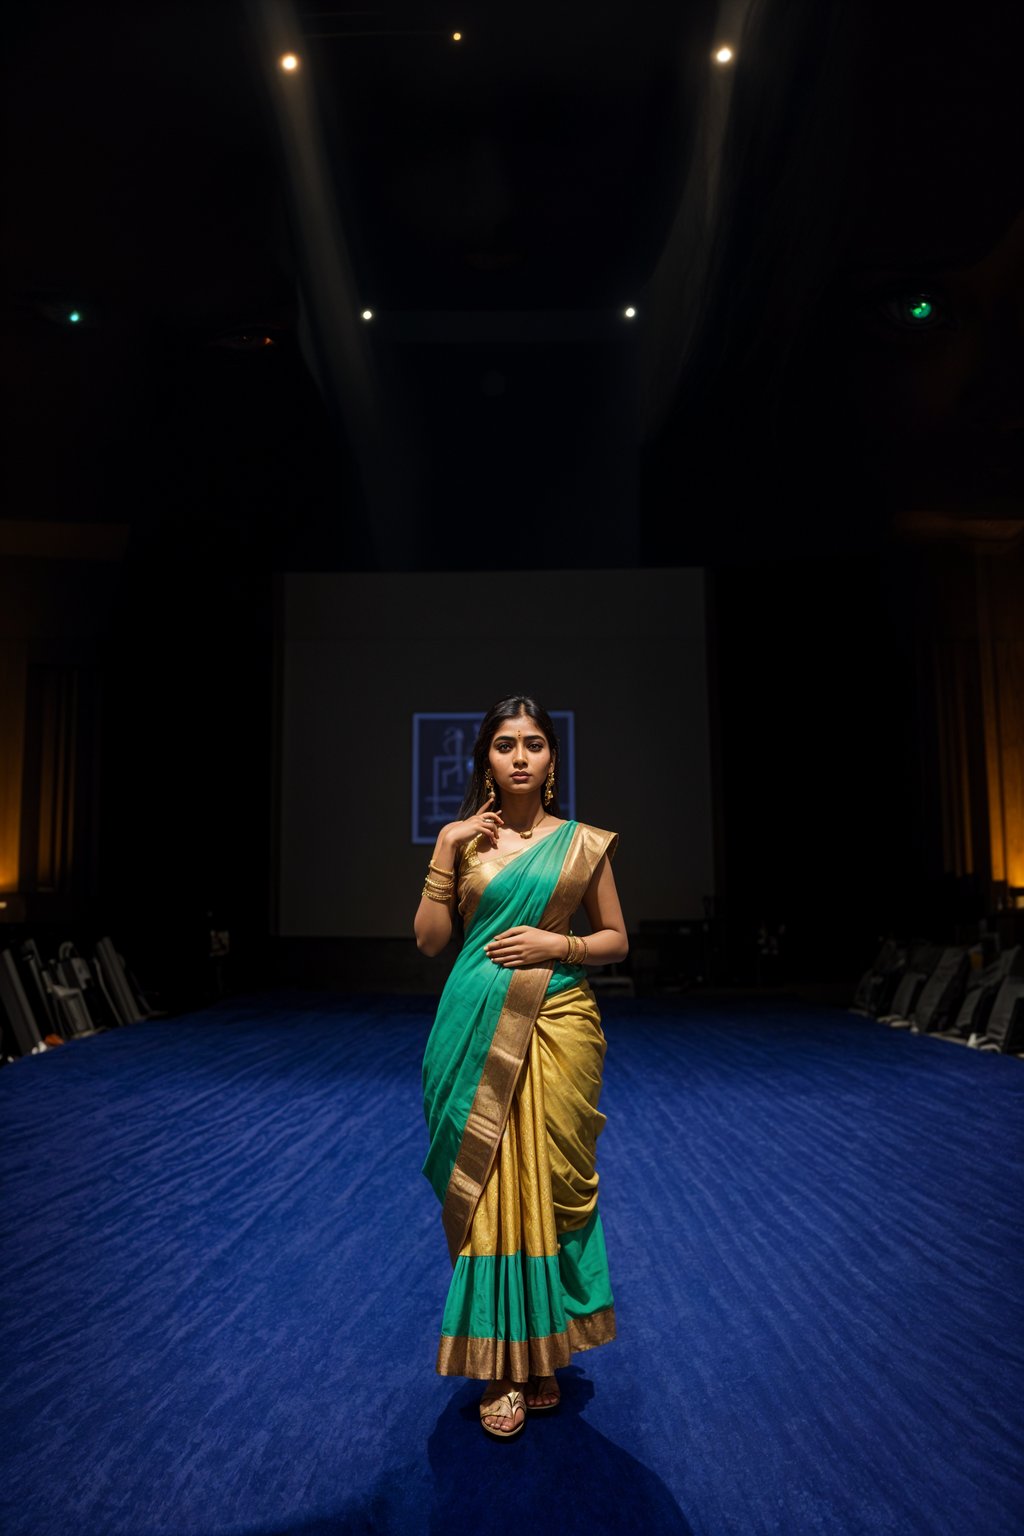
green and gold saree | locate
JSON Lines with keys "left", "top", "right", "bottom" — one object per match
{"left": 421, "top": 818, "right": 618, "bottom": 1379}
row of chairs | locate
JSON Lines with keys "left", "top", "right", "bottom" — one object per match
{"left": 0, "top": 936, "right": 156, "bottom": 1063}
{"left": 851, "top": 938, "right": 1024, "bottom": 1053}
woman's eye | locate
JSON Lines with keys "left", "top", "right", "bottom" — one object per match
{"left": 876, "top": 291, "right": 952, "bottom": 332}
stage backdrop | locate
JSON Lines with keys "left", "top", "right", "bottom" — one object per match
{"left": 274, "top": 569, "right": 713, "bottom": 937}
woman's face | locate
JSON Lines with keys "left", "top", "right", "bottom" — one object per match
{"left": 487, "top": 714, "right": 553, "bottom": 801}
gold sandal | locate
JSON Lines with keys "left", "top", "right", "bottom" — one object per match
{"left": 479, "top": 1386, "right": 527, "bottom": 1440}
{"left": 525, "top": 1374, "right": 561, "bottom": 1413}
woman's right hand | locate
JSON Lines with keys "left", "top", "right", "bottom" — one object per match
{"left": 442, "top": 793, "right": 505, "bottom": 851}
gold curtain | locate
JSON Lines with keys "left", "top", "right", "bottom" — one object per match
{"left": 925, "top": 536, "right": 1024, "bottom": 902}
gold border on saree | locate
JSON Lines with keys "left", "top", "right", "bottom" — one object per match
{"left": 441, "top": 823, "right": 618, "bottom": 1264}
{"left": 436, "top": 1305, "right": 617, "bottom": 1379}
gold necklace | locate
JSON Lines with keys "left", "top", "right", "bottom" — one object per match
{"left": 515, "top": 807, "right": 547, "bottom": 840}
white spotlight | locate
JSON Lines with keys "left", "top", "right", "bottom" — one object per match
{"left": 279, "top": 52, "right": 299, "bottom": 71}
{"left": 624, "top": 306, "right": 636, "bottom": 319}
{"left": 713, "top": 46, "right": 733, "bottom": 64}
{"left": 452, "top": 31, "right": 462, "bottom": 42}
{"left": 361, "top": 309, "right": 373, "bottom": 321}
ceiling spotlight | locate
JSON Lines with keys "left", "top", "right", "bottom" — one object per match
{"left": 624, "top": 306, "right": 636, "bottom": 319}
{"left": 279, "top": 52, "right": 299, "bottom": 71}
{"left": 452, "top": 31, "right": 462, "bottom": 42}
{"left": 713, "top": 46, "right": 734, "bottom": 64}
{"left": 68, "top": 310, "right": 82, "bottom": 324}
{"left": 361, "top": 309, "right": 373, "bottom": 321}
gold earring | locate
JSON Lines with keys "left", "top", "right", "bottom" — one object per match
{"left": 483, "top": 767, "right": 495, "bottom": 799}
{"left": 544, "top": 762, "right": 555, "bottom": 807}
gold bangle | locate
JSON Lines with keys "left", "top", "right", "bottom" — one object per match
{"left": 422, "top": 883, "right": 453, "bottom": 904}
{"left": 579, "top": 936, "right": 589, "bottom": 964}
{"left": 428, "top": 860, "right": 455, "bottom": 877}
{"left": 423, "top": 880, "right": 454, "bottom": 896}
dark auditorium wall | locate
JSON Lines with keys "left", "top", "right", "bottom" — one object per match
{"left": 709, "top": 548, "right": 928, "bottom": 982}
{"left": 273, "top": 568, "right": 713, "bottom": 937}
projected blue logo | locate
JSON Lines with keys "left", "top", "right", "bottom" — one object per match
{"left": 412, "top": 712, "right": 575, "bottom": 844}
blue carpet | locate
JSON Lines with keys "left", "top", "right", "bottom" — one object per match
{"left": 1, "top": 988, "right": 1022, "bottom": 1536}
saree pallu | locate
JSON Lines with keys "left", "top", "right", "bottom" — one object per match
{"left": 421, "top": 818, "right": 618, "bottom": 1379}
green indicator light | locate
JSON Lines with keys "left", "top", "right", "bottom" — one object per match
{"left": 68, "top": 310, "right": 81, "bottom": 323}
{"left": 907, "top": 298, "right": 932, "bottom": 322}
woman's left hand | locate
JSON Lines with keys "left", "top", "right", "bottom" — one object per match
{"left": 484, "top": 926, "right": 565, "bottom": 968}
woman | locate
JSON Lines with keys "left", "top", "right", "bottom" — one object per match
{"left": 415, "top": 695, "right": 628, "bottom": 1439}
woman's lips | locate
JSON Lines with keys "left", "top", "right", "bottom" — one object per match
{"left": 510, "top": 773, "right": 530, "bottom": 781}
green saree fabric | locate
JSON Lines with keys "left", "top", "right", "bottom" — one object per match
{"left": 421, "top": 820, "right": 583, "bottom": 1207}
{"left": 421, "top": 818, "right": 618, "bottom": 1379}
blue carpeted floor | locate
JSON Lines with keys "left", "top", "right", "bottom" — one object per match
{"left": 1, "top": 987, "right": 1022, "bottom": 1536}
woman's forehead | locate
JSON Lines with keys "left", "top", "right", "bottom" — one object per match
{"left": 492, "top": 715, "right": 544, "bottom": 738}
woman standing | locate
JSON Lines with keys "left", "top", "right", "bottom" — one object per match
{"left": 415, "top": 695, "right": 628, "bottom": 1439}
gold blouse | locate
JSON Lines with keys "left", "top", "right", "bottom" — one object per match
{"left": 456, "top": 822, "right": 617, "bottom": 929}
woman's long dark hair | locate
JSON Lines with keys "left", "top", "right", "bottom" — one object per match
{"left": 457, "top": 695, "right": 561, "bottom": 821}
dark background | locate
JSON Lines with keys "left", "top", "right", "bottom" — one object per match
{"left": 2, "top": 0, "right": 1022, "bottom": 1006}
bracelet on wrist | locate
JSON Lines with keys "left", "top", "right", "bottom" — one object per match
{"left": 563, "top": 931, "right": 589, "bottom": 966}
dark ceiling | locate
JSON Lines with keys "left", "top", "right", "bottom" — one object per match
{"left": 2, "top": 0, "right": 1022, "bottom": 566}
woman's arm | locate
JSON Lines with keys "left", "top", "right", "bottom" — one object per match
{"left": 483, "top": 853, "right": 629, "bottom": 968}
{"left": 414, "top": 794, "right": 505, "bottom": 957}
{"left": 413, "top": 830, "right": 461, "bottom": 957}
{"left": 578, "top": 854, "right": 629, "bottom": 964}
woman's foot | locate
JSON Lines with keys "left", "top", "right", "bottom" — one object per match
{"left": 480, "top": 1378, "right": 527, "bottom": 1436}
{"left": 525, "top": 1373, "right": 560, "bottom": 1410}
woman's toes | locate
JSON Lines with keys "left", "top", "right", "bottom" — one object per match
{"left": 528, "top": 1374, "right": 558, "bottom": 1406}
